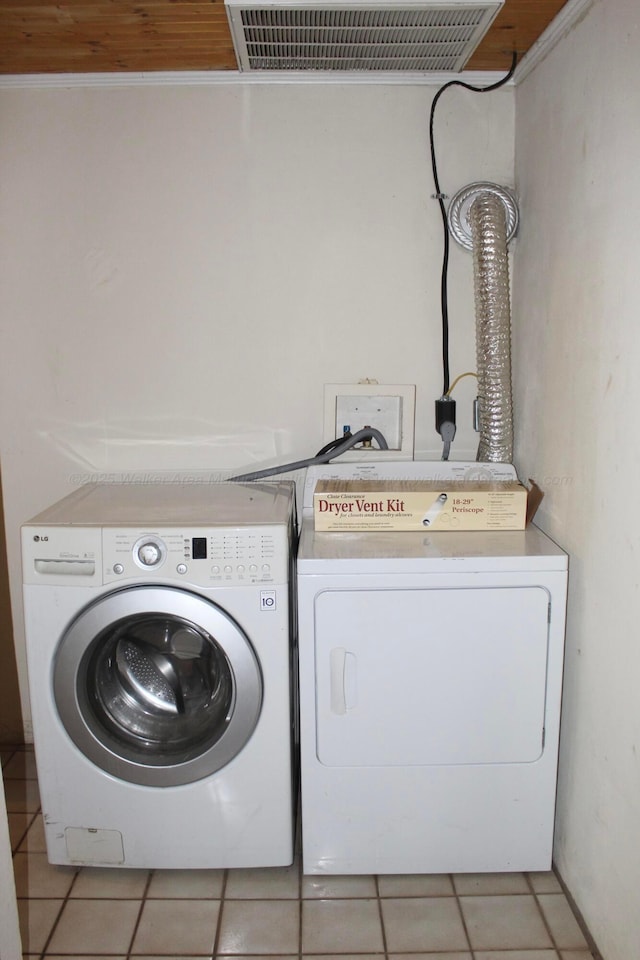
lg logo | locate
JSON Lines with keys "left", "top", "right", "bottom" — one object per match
{"left": 33, "top": 535, "right": 49, "bottom": 542}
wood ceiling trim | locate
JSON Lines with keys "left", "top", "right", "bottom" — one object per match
{"left": 0, "top": 0, "right": 570, "bottom": 75}
{"left": 467, "top": 0, "right": 569, "bottom": 71}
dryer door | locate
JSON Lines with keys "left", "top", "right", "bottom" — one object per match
{"left": 315, "top": 585, "right": 550, "bottom": 767}
{"left": 53, "top": 585, "right": 262, "bottom": 786}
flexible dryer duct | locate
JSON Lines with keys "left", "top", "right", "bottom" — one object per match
{"left": 448, "top": 182, "right": 518, "bottom": 463}
{"left": 469, "top": 191, "right": 513, "bottom": 462}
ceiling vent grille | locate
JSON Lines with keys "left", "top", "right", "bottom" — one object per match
{"left": 225, "top": 0, "right": 504, "bottom": 73}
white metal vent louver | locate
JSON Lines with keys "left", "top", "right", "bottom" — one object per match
{"left": 225, "top": 0, "right": 504, "bottom": 73}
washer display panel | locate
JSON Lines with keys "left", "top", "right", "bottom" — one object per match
{"left": 53, "top": 585, "right": 262, "bottom": 786}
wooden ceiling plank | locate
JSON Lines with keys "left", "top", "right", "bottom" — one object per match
{"left": 1, "top": 7, "right": 228, "bottom": 26}
{"left": 3, "top": 25, "right": 232, "bottom": 41}
{"left": 469, "top": 0, "right": 568, "bottom": 67}
{"left": 0, "top": 0, "right": 572, "bottom": 75}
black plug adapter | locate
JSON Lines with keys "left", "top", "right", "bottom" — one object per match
{"left": 435, "top": 396, "right": 457, "bottom": 442}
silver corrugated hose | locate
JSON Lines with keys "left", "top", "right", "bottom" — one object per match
{"left": 468, "top": 191, "right": 514, "bottom": 463}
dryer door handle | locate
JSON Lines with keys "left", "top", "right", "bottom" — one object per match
{"left": 329, "top": 647, "right": 357, "bottom": 715}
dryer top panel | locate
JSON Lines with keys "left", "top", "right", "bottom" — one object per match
{"left": 25, "top": 481, "right": 295, "bottom": 528}
{"left": 297, "top": 519, "right": 567, "bottom": 573}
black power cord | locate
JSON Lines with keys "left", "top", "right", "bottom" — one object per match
{"left": 430, "top": 52, "right": 518, "bottom": 459}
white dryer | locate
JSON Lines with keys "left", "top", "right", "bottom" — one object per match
{"left": 297, "top": 461, "right": 568, "bottom": 875}
{"left": 22, "top": 481, "right": 296, "bottom": 869}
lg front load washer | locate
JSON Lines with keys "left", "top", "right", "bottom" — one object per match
{"left": 297, "top": 461, "right": 568, "bottom": 875}
{"left": 22, "top": 481, "right": 296, "bottom": 869}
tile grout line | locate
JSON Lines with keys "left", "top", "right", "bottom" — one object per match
{"left": 35, "top": 800, "right": 80, "bottom": 960}
{"left": 525, "top": 871, "right": 562, "bottom": 960}
{"left": 451, "top": 872, "right": 477, "bottom": 960}
{"left": 124, "top": 864, "right": 154, "bottom": 960}
{"left": 211, "top": 868, "right": 229, "bottom": 960}
{"left": 373, "top": 873, "right": 389, "bottom": 960}
{"left": 553, "top": 864, "right": 603, "bottom": 960}
{"left": 11, "top": 808, "right": 38, "bottom": 856}
{"left": 6, "top": 745, "right": 39, "bottom": 856}
{"left": 533, "top": 888, "right": 578, "bottom": 960}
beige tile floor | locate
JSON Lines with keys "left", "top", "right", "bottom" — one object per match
{"left": 3, "top": 746, "right": 597, "bottom": 960}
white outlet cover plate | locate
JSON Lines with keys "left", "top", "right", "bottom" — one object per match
{"left": 335, "top": 394, "right": 403, "bottom": 449}
{"left": 323, "top": 383, "right": 416, "bottom": 461}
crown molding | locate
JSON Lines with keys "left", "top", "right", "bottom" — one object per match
{"left": 514, "top": 0, "right": 595, "bottom": 84}
{"left": 0, "top": 69, "right": 511, "bottom": 90}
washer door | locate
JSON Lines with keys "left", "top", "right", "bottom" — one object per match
{"left": 53, "top": 585, "right": 262, "bottom": 786}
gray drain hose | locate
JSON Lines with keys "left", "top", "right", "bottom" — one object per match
{"left": 230, "top": 428, "right": 389, "bottom": 482}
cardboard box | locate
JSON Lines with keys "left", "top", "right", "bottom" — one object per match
{"left": 313, "top": 479, "right": 533, "bottom": 532}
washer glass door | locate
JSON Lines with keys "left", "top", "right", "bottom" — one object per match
{"left": 53, "top": 585, "right": 262, "bottom": 786}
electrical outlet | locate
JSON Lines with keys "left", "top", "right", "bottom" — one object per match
{"left": 323, "top": 383, "right": 416, "bottom": 460}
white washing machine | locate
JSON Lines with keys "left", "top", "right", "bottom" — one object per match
{"left": 297, "top": 461, "right": 568, "bottom": 875}
{"left": 21, "top": 480, "right": 297, "bottom": 869}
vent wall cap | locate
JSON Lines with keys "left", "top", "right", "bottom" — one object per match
{"left": 225, "top": 0, "right": 504, "bottom": 73}
{"left": 448, "top": 181, "right": 519, "bottom": 250}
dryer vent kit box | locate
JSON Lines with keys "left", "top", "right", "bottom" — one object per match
{"left": 314, "top": 479, "right": 538, "bottom": 532}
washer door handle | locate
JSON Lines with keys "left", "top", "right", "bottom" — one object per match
{"left": 329, "top": 647, "right": 357, "bottom": 715}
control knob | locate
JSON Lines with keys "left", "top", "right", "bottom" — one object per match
{"left": 133, "top": 537, "right": 166, "bottom": 569}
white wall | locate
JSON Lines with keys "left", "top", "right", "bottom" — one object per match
{"left": 0, "top": 79, "right": 514, "bottom": 734}
{"left": 513, "top": 1, "right": 640, "bottom": 957}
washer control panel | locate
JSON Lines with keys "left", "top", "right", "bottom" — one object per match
{"left": 102, "top": 526, "right": 288, "bottom": 585}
